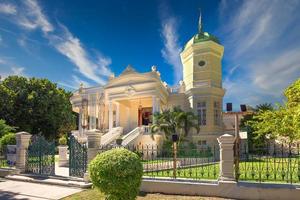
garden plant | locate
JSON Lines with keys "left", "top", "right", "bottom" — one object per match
{"left": 89, "top": 148, "right": 143, "bottom": 200}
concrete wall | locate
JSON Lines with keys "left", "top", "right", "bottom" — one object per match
{"left": 141, "top": 178, "right": 300, "bottom": 200}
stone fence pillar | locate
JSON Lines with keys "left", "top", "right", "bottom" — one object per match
{"left": 217, "top": 134, "right": 235, "bottom": 181}
{"left": 58, "top": 145, "right": 68, "bottom": 167}
{"left": 86, "top": 130, "right": 102, "bottom": 164}
{"left": 16, "top": 132, "right": 32, "bottom": 173}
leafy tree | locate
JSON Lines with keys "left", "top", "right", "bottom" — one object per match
{"left": 151, "top": 106, "right": 199, "bottom": 141}
{"left": 0, "top": 119, "right": 16, "bottom": 138}
{"left": 0, "top": 133, "right": 16, "bottom": 151}
{"left": 251, "top": 106, "right": 300, "bottom": 144}
{"left": 248, "top": 78, "right": 300, "bottom": 145}
{"left": 284, "top": 79, "right": 300, "bottom": 108}
{"left": 240, "top": 103, "right": 273, "bottom": 150}
{"left": 0, "top": 76, "right": 76, "bottom": 140}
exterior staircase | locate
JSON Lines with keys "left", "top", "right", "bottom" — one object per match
{"left": 121, "top": 126, "right": 151, "bottom": 146}
{"left": 100, "top": 127, "right": 123, "bottom": 146}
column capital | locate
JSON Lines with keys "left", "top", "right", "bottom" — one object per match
{"left": 217, "top": 134, "right": 235, "bottom": 145}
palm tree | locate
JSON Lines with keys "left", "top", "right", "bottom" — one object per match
{"left": 151, "top": 107, "right": 200, "bottom": 141}
{"left": 255, "top": 103, "right": 273, "bottom": 112}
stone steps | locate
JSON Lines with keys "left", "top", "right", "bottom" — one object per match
{"left": 5, "top": 174, "right": 92, "bottom": 188}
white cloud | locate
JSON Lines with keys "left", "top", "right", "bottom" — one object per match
{"left": 49, "top": 25, "right": 112, "bottom": 85}
{"left": 219, "top": 0, "right": 300, "bottom": 106}
{"left": 252, "top": 48, "right": 300, "bottom": 93}
{"left": 0, "top": 0, "right": 112, "bottom": 85}
{"left": 11, "top": 67, "right": 25, "bottom": 76}
{"left": 18, "top": 0, "right": 53, "bottom": 33}
{"left": 0, "top": 3, "right": 16, "bottom": 15}
{"left": 0, "top": 62, "right": 26, "bottom": 79}
{"left": 160, "top": 17, "right": 182, "bottom": 85}
{"left": 57, "top": 75, "right": 91, "bottom": 90}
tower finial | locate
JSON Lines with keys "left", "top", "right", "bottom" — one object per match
{"left": 198, "top": 8, "right": 203, "bottom": 34}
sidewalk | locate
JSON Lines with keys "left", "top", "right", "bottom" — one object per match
{"left": 0, "top": 179, "right": 82, "bottom": 200}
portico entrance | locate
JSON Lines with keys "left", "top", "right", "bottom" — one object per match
{"left": 138, "top": 107, "right": 152, "bottom": 126}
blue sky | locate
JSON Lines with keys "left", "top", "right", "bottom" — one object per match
{"left": 0, "top": 0, "right": 300, "bottom": 110}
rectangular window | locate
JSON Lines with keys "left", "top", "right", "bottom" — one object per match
{"left": 197, "top": 102, "right": 206, "bottom": 126}
{"left": 214, "top": 101, "right": 220, "bottom": 126}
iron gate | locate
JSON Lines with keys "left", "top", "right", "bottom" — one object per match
{"left": 25, "top": 135, "right": 55, "bottom": 175}
{"left": 69, "top": 135, "right": 87, "bottom": 177}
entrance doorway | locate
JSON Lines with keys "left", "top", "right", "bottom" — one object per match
{"left": 138, "top": 107, "right": 152, "bottom": 126}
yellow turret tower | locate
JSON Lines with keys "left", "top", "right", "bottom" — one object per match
{"left": 180, "top": 13, "right": 225, "bottom": 145}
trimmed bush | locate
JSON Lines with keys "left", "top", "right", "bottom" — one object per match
{"left": 0, "top": 133, "right": 16, "bottom": 150}
{"left": 89, "top": 148, "right": 143, "bottom": 200}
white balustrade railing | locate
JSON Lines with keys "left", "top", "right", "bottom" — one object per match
{"left": 141, "top": 125, "right": 151, "bottom": 134}
{"left": 121, "top": 127, "right": 140, "bottom": 146}
{"left": 100, "top": 127, "right": 123, "bottom": 146}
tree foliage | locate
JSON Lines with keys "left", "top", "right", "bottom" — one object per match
{"left": 239, "top": 103, "right": 274, "bottom": 149}
{"left": 0, "top": 76, "right": 76, "bottom": 140}
{"left": 0, "top": 133, "right": 16, "bottom": 151}
{"left": 151, "top": 106, "right": 200, "bottom": 141}
{"left": 0, "top": 119, "right": 16, "bottom": 138}
{"left": 246, "top": 78, "right": 300, "bottom": 145}
{"left": 284, "top": 78, "right": 300, "bottom": 108}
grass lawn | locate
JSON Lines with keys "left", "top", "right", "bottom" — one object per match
{"left": 144, "top": 158, "right": 300, "bottom": 183}
{"left": 62, "top": 188, "right": 228, "bottom": 200}
{"left": 144, "top": 163, "right": 219, "bottom": 180}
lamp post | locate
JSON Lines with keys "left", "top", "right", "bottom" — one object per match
{"left": 225, "top": 103, "right": 247, "bottom": 181}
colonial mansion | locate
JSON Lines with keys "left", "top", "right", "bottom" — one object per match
{"left": 70, "top": 17, "right": 226, "bottom": 147}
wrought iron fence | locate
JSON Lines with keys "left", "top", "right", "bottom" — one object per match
{"left": 25, "top": 135, "right": 55, "bottom": 176}
{"left": 236, "top": 142, "right": 300, "bottom": 184}
{"left": 69, "top": 135, "right": 87, "bottom": 178}
{"left": 98, "top": 144, "right": 219, "bottom": 181}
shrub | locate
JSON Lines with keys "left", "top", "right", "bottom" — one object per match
{"left": 89, "top": 148, "right": 143, "bottom": 200}
{"left": 59, "top": 135, "right": 67, "bottom": 145}
{"left": 0, "top": 133, "right": 16, "bottom": 150}
{"left": 0, "top": 119, "right": 16, "bottom": 138}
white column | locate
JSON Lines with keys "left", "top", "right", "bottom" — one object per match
{"left": 97, "top": 102, "right": 101, "bottom": 129}
{"left": 109, "top": 101, "right": 113, "bottom": 131}
{"left": 116, "top": 102, "right": 120, "bottom": 127}
{"left": 156, "top": 97, "right": 160, "bottom": 113}
{"left": 89, "top": 104, "right": 92, "bottom": 130}
{"left": 79, "top": 107, "right": 83, "bottom": 134}
{"left": 126, "top": 107, "right": 130, "bottom": 132}
{"left": 152, "top": 96, "right": 157, "bottom": 114}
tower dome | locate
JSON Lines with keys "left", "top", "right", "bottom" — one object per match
{"left": 184, "top": 12, "right": 220, "bottom": 50}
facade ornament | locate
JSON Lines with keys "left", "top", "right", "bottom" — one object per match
{"left": 79, "top": 83, "right": 84, "bottom": 93}
{"left": 151, "top": 65, "right": 157, "bottom": 72}
{"left": 125, "top": 85, "right": 136, "bottom": 96}
{"left": 109, "top": 73, "right": 115, "bottom": 80}
{"left": 163, "top": 81, "right": 168, "bottom": 87}
{"left": 198, "top": 8, "right": 203, "bottom": 34}
{"left": 120, "top": 64, "right": 137, "bottom": 76}
{"left": 156, "top": 71, "right": 161, "bottom": 76}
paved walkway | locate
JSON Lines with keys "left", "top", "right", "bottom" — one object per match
{"left": 0, "top": 179, "right": 82, "bottom": 200}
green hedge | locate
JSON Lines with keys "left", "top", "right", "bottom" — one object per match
{"left": 89, "top": 148, "right": 143, "bottom": 200}
{"left": 0, "top": 133, "right": 16, "bottom": 151}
